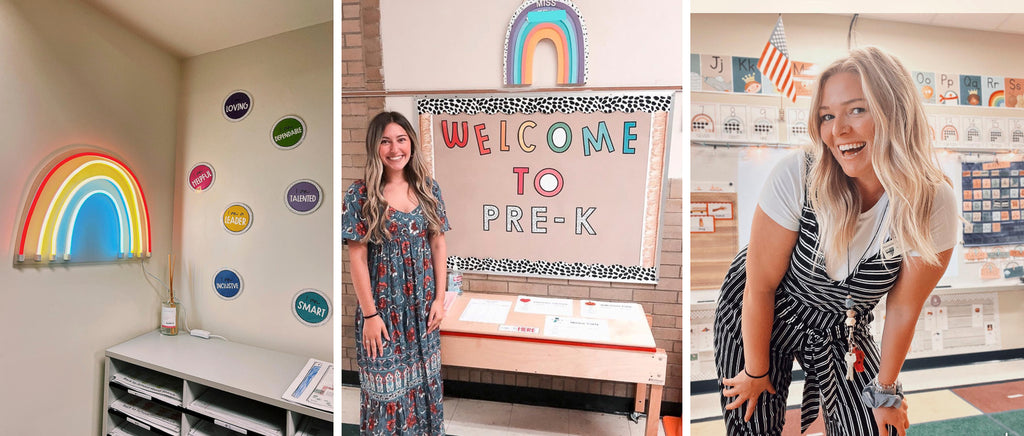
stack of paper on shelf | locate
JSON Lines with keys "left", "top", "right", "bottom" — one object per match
{"left": 110, "top": 396, "right": 181, "bottom": 435}
{"left": 109, "top": 422, "right": 162, "bottom": 436}
{"left": 295, "top": 418, "right": 331, "bottom": 436}
{"left": 187, "top": 420, "right": 241, "bottom": 436}
{"left": 111, "top": 367, "right": 184, "bottom": 406}
{"left": 189, "top": 390, "right": 285, "bottom": 436}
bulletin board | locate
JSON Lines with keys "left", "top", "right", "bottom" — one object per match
{"left": 418, "top": 93, "right": 673, "bottom": 283}
{"left": 961, "top": 160, "right": 1024, "bottom": 246}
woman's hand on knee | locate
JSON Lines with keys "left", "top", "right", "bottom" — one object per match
{"left": 722, "top": 370, "right": 777, "bottom": 422}
{"left": 873, "top": 397, "right": 909, "bottom": 436}
{"left": 362, "top": 315, "right": 391, "bottom": 359}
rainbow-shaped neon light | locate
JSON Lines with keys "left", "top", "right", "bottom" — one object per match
{"left": 16, "top": 151, "right": 151, "bottom": 264}
{"left": 503, "top": 0, "right": 587, "bottom": 86}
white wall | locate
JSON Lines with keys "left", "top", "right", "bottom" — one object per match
{"left": 174, "top": 23, "right": 333, "bottom": 361}
{"left": 379, "top": 0, "right": 684, "bottom": 179}
{"left": 0, "top": 0, "right": 179, "bottom": 433}
{"left": 691, "top": 13, "right": 1024, "bottom": 348}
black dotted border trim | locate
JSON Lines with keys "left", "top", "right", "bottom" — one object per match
{"left": 447, "top": 255, "right": 657, "bottom": 283}
{"left": 417, "top": 95, "right": 673, "bottom": 116}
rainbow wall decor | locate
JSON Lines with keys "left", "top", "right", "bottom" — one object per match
{"left": 16, "top": 150, "right": 151, "bottom": 264}
{"left": 503, "top": 0, "right": 588, "bottom": 86}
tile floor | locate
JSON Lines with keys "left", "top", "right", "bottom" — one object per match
{"left": 341, "top": 385, "right": 669, "bottom": 436}
{"left": 690, "top": 358, "right": 1024, "bottom": 435}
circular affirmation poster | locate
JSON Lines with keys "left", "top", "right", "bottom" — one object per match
{"left": 271, "top": 115, "right": 307, "bottom": 150}
{"left": 213, "top": 268, "right": 243, "bottom": 300}
{"left": 292, "top": 289, "right": 331, "bottom": 327}
{"left": 284, "top": 179, "right": 323, "bottom": 215}
{"left": 222, "top": 90, "right": 253, "bottom": 122}
{"left": 222, "top": 203, "right": 253, "bottom": 234}
{"left": 187, "top": 162, "right": 216, "bottom": 192}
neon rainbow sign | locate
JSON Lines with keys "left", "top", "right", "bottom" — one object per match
{"left": 503, "top": 0, "right": 588, "bottom": 86}
{"left": 16, "top": 150, "right": 151, "bottom": 264}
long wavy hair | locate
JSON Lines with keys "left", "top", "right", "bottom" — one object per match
{"left": 360, "top": 111, "right": 443, "bottom": 243}
{"left": 807, "top": 46, "right": 950, "bottom": 266}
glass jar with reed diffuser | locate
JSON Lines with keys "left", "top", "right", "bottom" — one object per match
{"left": 160, "top": 254, "right": 179, "bottom": 335}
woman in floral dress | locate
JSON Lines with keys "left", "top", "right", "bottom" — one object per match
{"left": 343, "top": 111, "right": 450, "bottom": 435}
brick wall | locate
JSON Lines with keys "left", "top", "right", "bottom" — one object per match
{"left": 341, "top": 0, "right": 385, "bottom": 375}
{"left": 340, "top": 0, "right": 682, "bottom": 407}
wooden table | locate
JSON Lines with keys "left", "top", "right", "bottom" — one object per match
{"left": 440, "top": 292, "right": 667, "bottom": 436}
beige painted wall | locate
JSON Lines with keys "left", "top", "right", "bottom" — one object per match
{"left": 0, "top": 0, "right": 179, "bottom": 433}
{"left": 174, "top": 22, "right": 334, "bottom": 361}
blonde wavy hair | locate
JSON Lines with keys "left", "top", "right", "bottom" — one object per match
{"left": 360, "top": 111, "right": 443, "bottom": 243}
{"left": 807, "top": 46, "right": 950, "bottom": 266}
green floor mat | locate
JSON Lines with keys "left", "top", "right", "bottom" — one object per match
{"left": 908, "top": 414, "right": 1018, "bottom": 436}
{"left": 991, "top": 409, "right": 1024, "bottom": 435}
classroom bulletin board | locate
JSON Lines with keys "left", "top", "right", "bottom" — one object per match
{"left": 418, "top": 93, "right": 673, "bottom": 283}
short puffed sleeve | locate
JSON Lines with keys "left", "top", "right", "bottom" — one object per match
{"left": 342, "top": 180, "right": 369, "bottom": 243}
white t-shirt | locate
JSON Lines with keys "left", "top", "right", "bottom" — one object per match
{"left": 758, "top": 151, "right": 959, "bottom": 281}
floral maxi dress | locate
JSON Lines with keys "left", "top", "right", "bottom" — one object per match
{"left": 342, "top": 179, "right": 450, "bottom": 435}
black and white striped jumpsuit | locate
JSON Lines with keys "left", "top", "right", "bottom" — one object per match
{"left": 714, "top": 198, "right": 902, "bottom": 436}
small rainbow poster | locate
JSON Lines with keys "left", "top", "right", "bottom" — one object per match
{"left": 982, "top": 76, "right": 1004, "bottom": 108}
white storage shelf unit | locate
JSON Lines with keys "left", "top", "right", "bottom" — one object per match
{"left": 103, "top": 331, "right": 331, "bottom": 436}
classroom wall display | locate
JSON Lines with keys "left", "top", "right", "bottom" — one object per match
{"left": 222, "top": 203, "right": 253, "bottom": 235}
{"left": 961, "top": 161, "right": 1024, "bottom": 247}
{"left": 503, "top": 0, "right": 588, "bottom": 87}
{"left": 213, "top": 268, "right": 244, "bottom": 300}
{"left": 690, "top": 53, "right": 702, "bottom": 92}
{"left": 15, "top": 149, "right": 152, "bottom": 265}
{"left": 962, "top": 116, "right": 984, "bottom": 147}
{"left": 718, "top": 104, "right": 748, "bottom": 141}
{"left": 417, "top": 93, "right": 672, "bottom": 283}
{"left": 936, "top": 73, "right": 960, "bottom": 104}
{"left": 790, "top": 61, "right": 818, "bottom": 98}
{"left": 960, "top": 75, "right": 983, "bottom": 106}
{"left": 1011, "top": 119, "right": 1024, "bottom": 146}
{"left": 748, "top": 105, "right": 779, "bottom": 143}
{"left": 936, "top": 115, "right": 962, "bottom": 148}
{"left": 284, "top": 179, "right": 323, "bottom": 215}
{"left": 913, "top": 71, "right": 937, "bottom": 104}
{"left": 731, "top": 56, "right": 762, "bottom": 94}
{"left": 1006, "top": 78, "right": 1024, "bottom": 108}
{"left": 984, "top": 117, "right": 1008, "bottom": 146}
{"left": 222, "top": 90, "right": 253, "bottom": 122}
{"left": 691, "top": 102, "right": 718, "bottom": 141}
{"left": 292, "top": 288, "right": 331, "bottom": 327}
{"left": 700, "top": 54, "right": 732, "bottom": 92}
{"left": 272, "top": 115, "right": 307, "bottom": 150}
{"left": 187, "top": 162, "right": 216, "bottom": 192}
{"left": 982, "top": 76, "right": 1005, "bottom": 107}
{"left": 786, "top": 107, "right": 811, "bottom": 145}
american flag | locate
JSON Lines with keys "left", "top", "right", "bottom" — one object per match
{"left": 758, "top": 16, "right": 796, "bottom": 102}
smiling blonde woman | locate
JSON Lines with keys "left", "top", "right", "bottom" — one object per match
{"left": 714, "top": 47, "right": 959, "bottom": 436}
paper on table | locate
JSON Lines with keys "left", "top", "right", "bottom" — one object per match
{"left": 543, "top": 316, "right": 610, "bottom": 342}
{"left": 579, "top": 300, "right": 646, "bottom": 321}
{"left": 514, "top": 296, "right": 573, "bottom": 316}
{"left": 458, "top": 298, "right": 512, "bottom": 324}
{"left": 281, "top": 358, "right": 333, "bottom": 413}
